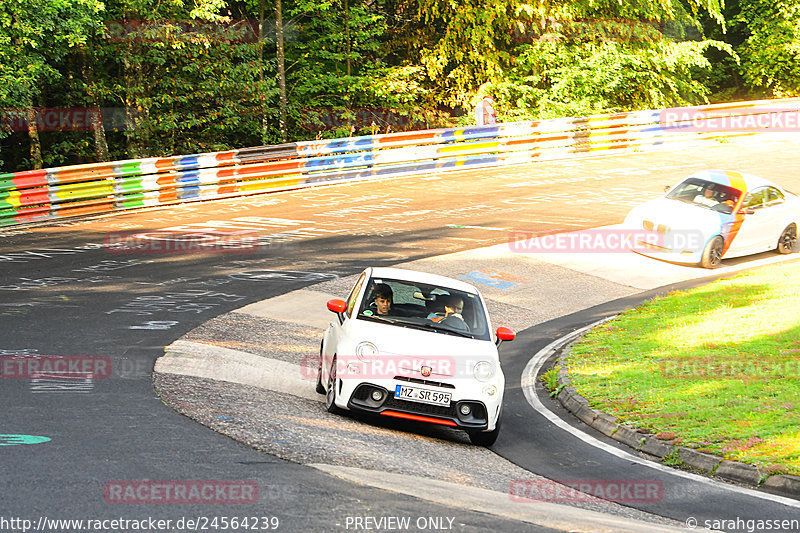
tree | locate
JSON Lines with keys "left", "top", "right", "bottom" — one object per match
{"left": 737, "top": 0, "right": 800, "bottom": 96}
{"left": 0, "top": 0, "right": 104, "bottom": 169}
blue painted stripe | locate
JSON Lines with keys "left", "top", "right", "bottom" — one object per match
{"left": 460, "top": 271, "right": 517, "bottom": 290}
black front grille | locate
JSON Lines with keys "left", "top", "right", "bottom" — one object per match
{"left": 393, "top": 376, "right": 455, "bottom": 389}
{"left": 382, "top": 397, "right": 458, "bottom": 418}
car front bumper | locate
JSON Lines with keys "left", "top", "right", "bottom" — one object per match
{"left": 336, "top": 375, "right": 504, "bottom": 431}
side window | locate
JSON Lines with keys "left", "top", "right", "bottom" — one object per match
{"left": 345, "top": 273, "right": 366, "bottom": 317}
{"left": 744, "top": 189, "right": 766, "bottom": 209}
{"left": 766, "top": 187, "right": 784, "bottom": 206}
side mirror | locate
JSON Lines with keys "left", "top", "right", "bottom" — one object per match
{"left": 495, "top": 326, "right": 516, "bottom": 346}
{"left": 327, "top": 299, "right": 347, "bottom": 314}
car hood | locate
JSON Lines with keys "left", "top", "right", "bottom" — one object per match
{"left": 625, "top": 197, "right": 727, "bottom": 233}
{"left": 342, "top": 319, "right": 499, "bottom": 379}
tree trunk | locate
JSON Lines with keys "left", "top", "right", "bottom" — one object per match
{"left": 276, "top": 0, "right": 287, "bottom": 142}
{"left": 27, "top": 106, "right": 42, "bottom": 170}
{"left": 258, "top": 0, "right": 268, "bottom": 142}
{"left": 80, "top": 52, "right": 110, "bottom": 162}
{"left": 344, "top": 0, "right": 351, "bottom": 77}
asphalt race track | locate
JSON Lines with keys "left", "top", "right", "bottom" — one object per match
{"left": 2, "top": 136, "right": 800, "bottom": 532}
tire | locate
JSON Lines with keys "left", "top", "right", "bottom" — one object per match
{"left": 700, "top": 236, "right": 724, "bottom": 269}
{"left": 777, "top": 224, "right": 797, "bottom": 254}
{"left": 468, "top": 407, "right": 502, "bottom": 447}
{"left": 315, "top": 341, "right": 325, "bottom": 395}
{"left": 325, "top": 356, "right": 342, "bottom": 414}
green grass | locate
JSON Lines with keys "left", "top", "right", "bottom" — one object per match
{"left": 568, "top": 260, "right": 800, "bottom": 476}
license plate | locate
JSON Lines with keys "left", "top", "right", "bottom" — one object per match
{"left": 394, "top": 385, "right": 451, "bottom": 406}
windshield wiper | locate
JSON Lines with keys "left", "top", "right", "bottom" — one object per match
{"left": 358, "top": 314, "right": 398, "bottom": 324}
{"left": 401, "top": 321, "right": 475, "bottom": 338}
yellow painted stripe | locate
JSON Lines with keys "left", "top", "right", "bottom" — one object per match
{"left": 438, "top": 141, "right": 501, "bottom": 154}
{"left": 241, "top": 176, "right": 303, "bottom": 192}
{"left": 51, "top": 181, "right": 114, "bottom": 201}
{"left": 8, "top": 189, "right": 21, "bottom": 208}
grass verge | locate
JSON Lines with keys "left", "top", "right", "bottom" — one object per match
{"left": 567, "top": 260, "right": 800, "bottom": 476}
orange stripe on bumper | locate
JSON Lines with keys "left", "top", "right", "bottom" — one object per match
{"left": 380, "top": 411, "right": 458, "bottom": 427}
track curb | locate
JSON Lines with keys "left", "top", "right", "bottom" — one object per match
{"left": 548, "top": 336, "right": 800, "bottom": 501}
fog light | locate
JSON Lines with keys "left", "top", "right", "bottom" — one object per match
{"left": 459, "top": 404, "right": 472, "bottom": 416}
{"left": 371, "top": 390, "right": 384, "bottom": 402}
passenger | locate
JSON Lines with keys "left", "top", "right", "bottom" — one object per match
{"left": 429, "top": 294, "right": 464, "bottom": 323}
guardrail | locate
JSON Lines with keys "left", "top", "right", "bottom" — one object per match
{"left": 2, "top": 97, "right": 799, "bottom": 227}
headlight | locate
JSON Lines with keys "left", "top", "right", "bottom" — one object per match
{"left": 473, "top": 361, "right": 494, "bottom": 382}
{"left": 483, "top": 385, "right": 497, "bottom": 397}
{"left": 355, "top": 341, "right": 379, "bottom": 360}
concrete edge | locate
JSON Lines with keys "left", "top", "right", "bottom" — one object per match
{"left": 154, "top": 339, "right": 688, "bottom": 530}
{"left": 155, "top": 339, "right": 322, "bottom": 403}
{"left": 307, "top": 463, "right": 688, "bottom": 533}
{"left": 548, "top": 335, "right": 800, "bottom": 501}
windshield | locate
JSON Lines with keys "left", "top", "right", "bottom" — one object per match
{"left": 666, "top": 178, "right": 742, "bottom": 214}
{"left": 357, "top": 276, "right": 491, "bottom": 341}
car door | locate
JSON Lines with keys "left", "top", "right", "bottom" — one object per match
{"left": 729, "top": 187, "right": 783, "bottom": 254}
{"left": 322, "top": 271, "right": 367, "bottom": 381}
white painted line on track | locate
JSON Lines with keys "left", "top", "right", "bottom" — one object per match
{"left": 310, "top": 463, "right": 688, "bottom": 533}
{"left": 521, "top": 322, "right": 800, "bottom": 509}
{"left": 157, "top": 340, "right": 322, "bottom": 403}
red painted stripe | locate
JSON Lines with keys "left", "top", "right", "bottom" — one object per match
{"left": 380, "top": 410, "right": 458, "bottom": 427}
{"left": 379, "top": 132, "right": 437, "bottom": 144}
{"left": 11, "top": 169, "right": 48, "bottom": 189}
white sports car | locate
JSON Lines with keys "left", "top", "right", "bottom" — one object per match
{"left": 624, "top": 170, "right": 800, "bottom": 268}
{"left": 317, "top": 267, "right": 516, "bottom": 446}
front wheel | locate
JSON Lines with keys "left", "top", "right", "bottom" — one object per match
{"left": 777, "top": 224, "right": 797, "bottom": 254}
{"left": 468, "top": 408, "right": 502, "bottom": 447}
{"left": 700, "top": 236, "right": 724, "bottom": 269}
{"left": 315, "top": 341, "right": 326, "bottom": 394}
{"left": 325, "top": 356, "right": 342, "bottom": 414}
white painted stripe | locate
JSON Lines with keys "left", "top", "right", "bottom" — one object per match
{"left": 520, "top": 322, "right": 800, "bottom": 509}
{"left": 157, "top": 340, "right": 322, "bottom": 403}
{"left": 310, "top": 463, "right": 688, "bottom": 533}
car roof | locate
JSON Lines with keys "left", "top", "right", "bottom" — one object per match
{"left": 686, "top": 170, "right": 777, "bottom": 192}
{"left": 368, "top": 267, "right": 481, "bottom": 294}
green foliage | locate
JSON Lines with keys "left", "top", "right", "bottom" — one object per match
{"left": 737, "top": 0, "right": 800, "bottom": 96}
{"left": 0, "top": 0, "right": 796, "bottom": 171}
{"left": 540, "top": 366, "right": 561, "bottom": 397}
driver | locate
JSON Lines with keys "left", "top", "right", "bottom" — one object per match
{"left": 371, "top": 284, "right": 393, "bottom": 316}
{"left": 693, "top": 187, "right": 719, "bottom": 207}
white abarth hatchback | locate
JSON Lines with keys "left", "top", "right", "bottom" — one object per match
{"left": 317, "top": 267, "right": 515, "bottom": 446}
{"left": 625, "top": 170, "right": 800, "bottom": 268}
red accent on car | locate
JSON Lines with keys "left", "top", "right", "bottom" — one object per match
{"left": 379, "top": 411, "right": 458, "bottom": 427}
{"left": 496, "top": 327, "right": 516, "bottom": 341}
{"left": 326, "top": 299, "right": 347, "bottom": 313}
